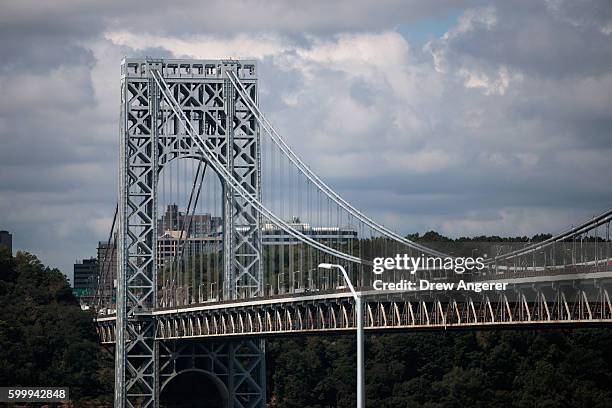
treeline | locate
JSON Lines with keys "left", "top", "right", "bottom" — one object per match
{"left": 267, "top": 329, "right": 612, "bottom": 408}
{"left": 0, "top": 247, "right": 113, "bottom": 406}
{"left": 407, "top": 231, "right": 554, "bottom": 243}
{"left": 2, "top": 240, "right": 612, "bottom": 407}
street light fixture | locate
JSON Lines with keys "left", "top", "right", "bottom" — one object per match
{"left": 318, "top": 263, "right": 364, "bottom": 408}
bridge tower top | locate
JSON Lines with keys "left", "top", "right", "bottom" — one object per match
{"left": 120, "top": 57, "right": 257, "bottom": 80}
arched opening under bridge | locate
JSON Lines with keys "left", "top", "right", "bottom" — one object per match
{"left": 160, "top": 369, "right": 227, "bottom": 408}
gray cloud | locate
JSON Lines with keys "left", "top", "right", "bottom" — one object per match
{"left": 428, "top": 1, "right": 612, "bottom": 78}
{"left": 0, "top": 0, "right": 611, "bottom": 280}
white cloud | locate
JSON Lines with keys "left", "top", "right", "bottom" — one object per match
{"left": 459, "top": 65, "right": 522, "bottom": 95}
{"left": 442, "top": 6, "right": 497, "bottom": 40}
{"left": 428, "top": 6, "right": 497, "bottom": 74}
{"left": 425, "top": 7, "right": 527, "bottom": 96}
{"left": 105, "top": 31, "right": 290, "bottom": 60}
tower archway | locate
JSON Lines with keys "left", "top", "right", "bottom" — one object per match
{"left": 160, "top": 369, "right": 227, "bottom": 408}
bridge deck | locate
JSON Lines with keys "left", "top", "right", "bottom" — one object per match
{"left": 95, "top": 273, "right": 612, "bottom": 343}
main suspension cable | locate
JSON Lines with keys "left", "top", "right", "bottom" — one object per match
{"left": 151, "top": 69, "right": 365, "bottom": 266}
{"left": 226, "top": 70, "right": 449, "bottom": 258}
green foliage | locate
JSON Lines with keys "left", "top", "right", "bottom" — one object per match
{"left": 0, "top": 248, "right": 113, "bottom": 406}
{"left": 2, "top": 241, "right": 612, "bottom": 407}
{"left": 267, "top": 330, "right": 612, "bottom": 408}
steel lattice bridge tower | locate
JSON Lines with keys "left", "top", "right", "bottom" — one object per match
{"left": 95, "top": 58, "right": 612, "bottom": 408}
{"left": 116, "top": 58, "right": 264, "bottom": 407}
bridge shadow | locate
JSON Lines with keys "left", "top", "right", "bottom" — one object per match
{"left": 161, "top": 370, "right": 226, "bottom": 408}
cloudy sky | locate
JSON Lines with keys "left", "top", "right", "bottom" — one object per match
{"left": 1, "top": 0, "right": 611, "bottom": 279}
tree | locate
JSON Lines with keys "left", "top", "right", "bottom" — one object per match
{"left": 0, "top": 249, "right": 113, "bottom": 406}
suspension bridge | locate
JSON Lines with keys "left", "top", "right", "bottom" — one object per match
{"left": 92, "top": 58, "right": 612, "bottom": 407}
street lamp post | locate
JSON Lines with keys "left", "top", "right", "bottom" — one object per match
{"left": 318, "top": 263, "right": 364, "bottom": 408}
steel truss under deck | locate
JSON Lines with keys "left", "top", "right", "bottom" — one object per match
{"left": 117, "top": 58, "right": 265, "bottom": 408}
{"left": 98, "top": 278, "right": 612, "bottom": 343}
